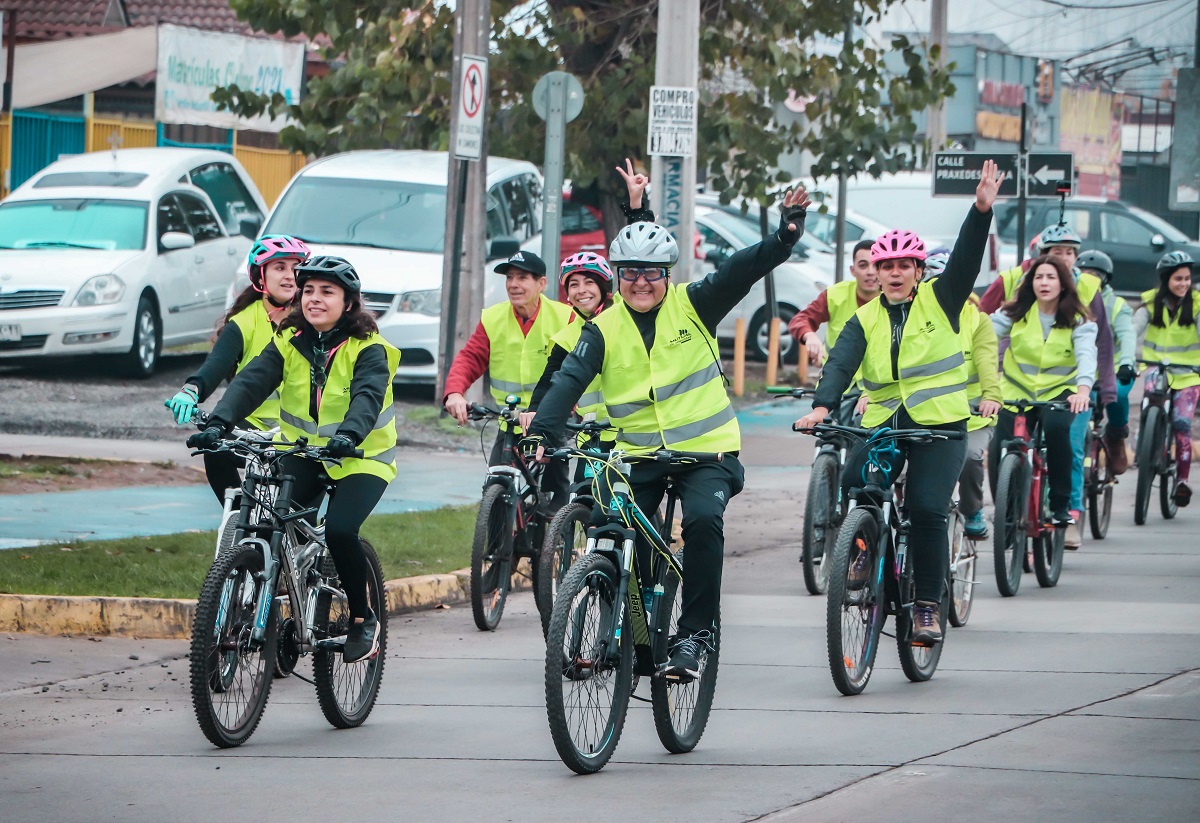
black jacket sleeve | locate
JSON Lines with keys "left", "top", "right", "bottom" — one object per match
{"left": 527, "top": 323, "right": 606, "bottom": 446}
{"left": 931, "top": 205, "right": 994, "bottom": 330}
{"left": 529, "top": 343, "right": 569, "bottom": 411}
{"left": 688, "top": 232, "right": 797, "bottom": 335}
{"left": 209, "top": 340, "right": 285, "bottom": 430}
{"left": 812, "top": 316, "right": 867, "bottom": 411}
{"left": 338, "top": 344, "right": 391, "bottom": 445}
{"left": 187, "top": 323, "right": 246, "bottom": 401}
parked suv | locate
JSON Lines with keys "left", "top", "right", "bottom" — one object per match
{"left": 0, "top": 148, "right": 266, "bottom": 376}
{"left": 994, "top": 197, "right": 1200, "bottom": 294}
{"left": 261, "top": 150, "right": 539, "bottom": 384}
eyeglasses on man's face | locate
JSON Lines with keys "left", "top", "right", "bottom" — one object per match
{"left": 617, "top": 266, "right": 669, "bottom": 283}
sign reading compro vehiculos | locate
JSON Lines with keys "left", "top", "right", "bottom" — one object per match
{"left": 647, "top": 86, "right": 697, "bottom": 157}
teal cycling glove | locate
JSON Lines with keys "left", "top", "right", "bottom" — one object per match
{"left": 165, "top": 386, "right": 199, "bottom": 425}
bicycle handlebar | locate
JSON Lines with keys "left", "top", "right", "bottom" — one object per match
{"left": 543, "top": 446, "right": 724, "bottom": 465}
{"left": 1134, "top": 359, "right": 1200, "bottom": 375}
{"left": 191, "top": 433, "right": 363, "bottom": 464}
{"left": 767, "top": 386, "right": 815, "bottom": 399}
{"left": 795, "top": 421, "right": 965, "bottom": 442}
{"left": 1002, "top": 399, "right": 1073, "bottom": 412}
{"left": 565, "top": 420, "right": 614, "bottom": 433}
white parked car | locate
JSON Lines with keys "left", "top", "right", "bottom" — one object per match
{"left": 0, "top": 148, "right": 267, "bottom": 376}
{"left": 261, "top": 150, "right": 539, "bottom": 385}
{"left": 695, "top": 205, "right": 829, "bottom": 362}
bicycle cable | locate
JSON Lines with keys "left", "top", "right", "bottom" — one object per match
{"left": 862, "top": 427, "right": 903, "bottom": 487}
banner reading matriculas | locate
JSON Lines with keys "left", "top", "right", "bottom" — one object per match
{"left": 155, "top": 25, "right": 305, "bottom": 133}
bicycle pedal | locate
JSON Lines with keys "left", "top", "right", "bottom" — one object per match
{"left": 315, "top": 636, "right": 346, "bottom": 650}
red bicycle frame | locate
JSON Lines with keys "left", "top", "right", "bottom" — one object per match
{"left": 1011, "top": 411, "right": 1050, "bottom": 540}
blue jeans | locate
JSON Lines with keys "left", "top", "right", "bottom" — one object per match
{"left": 1107, "top": 377, "right": 1133, "bottom": 430}
{"left": 1070, "top": 407, "right": 1089, "bottom": 511}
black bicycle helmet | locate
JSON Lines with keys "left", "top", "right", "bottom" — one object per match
{"left": 294, "top": 255, "right": 361, "bottom": 295}
{"left": 1076, "top": 249, "right": 1114, "bottom": 284}
{"left": 1156, "top": 249, "right": 1194, "bottom": 274}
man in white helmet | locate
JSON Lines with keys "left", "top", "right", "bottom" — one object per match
{"left": 524, "top": 183, "right": 810, "bottom": 683}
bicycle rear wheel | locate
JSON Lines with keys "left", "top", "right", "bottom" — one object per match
{"left": 1160, "top": 434, "right": 1179, "bottom": 519}
{"left": 189, "top": 542, "right": 277, "bottom": 748}
{"left": 1088, "top": 437, "right": 1113, "bottom": 539}
{"left": 471, "top": 484, "right": 514, "bottom": 631}
{"left": 1033, "top": 527, "right": 1064, "bottom": 588}
{"left": 537, "top": 500, "right": 590, "bottom": 637}
{"left": 992, "top": 452, "right": 1028, "bottom": 597}
{"left": 651, "top": 556, "right": 719, "bottom": 753}
{"left": 313, "top": 539, "right": 388, "bottom": 729}
{"left": 545, "top": 552, "right": 633, "bottom": 774}
{"left": 826, "top": 507, "right": 885, "bottom": 696}
{"left": 948, "top": 510, "right": 976, "bottom": 628}
{"left": 802, "top": 451, "right": 841, "bottom": 595}
{"left": 1134, "top": 407, "right": 1162, "bottom": 525}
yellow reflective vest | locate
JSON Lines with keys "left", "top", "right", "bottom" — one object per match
{"left": 824, "top": 279, "right": 861, "bottom": 355}
{"left": 856, "top": 286, "right": 970, "bottom": 428}
{"left": 1000, "top": 307, "right": 1083, "bottom": 405}
{"left": 228, "top": 300, "right": 282, "bottom": 430}
{"left": 551, "top": 316, "right": 607, "bottom": 426}
{"left": 1002, "top": 265, "right": 1098, "bottom": 306}
{"left": 593, "top": 283, "right": 739, "bottom": 454}
{"left": 960, "top": 304, "right": 999, "bottom": 432}
{"left": 277, "top": 331, "right": 401, "bottom": 482}
{"left": 1140, "top": 288, "right": 1200, "bottom": 389}
{"left": 480, "top": 298, "right": 572, "bottom": 417}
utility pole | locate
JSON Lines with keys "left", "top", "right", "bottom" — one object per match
{"left": 649, "top": 0, "right": 699, "bottom": 281}
{"left": 925, "top": 0, "right": 948, "bottom": 156}
{"left": 437, "top": 0, "right": 489, "bottom": 406}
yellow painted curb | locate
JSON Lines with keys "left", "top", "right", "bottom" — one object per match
{"left": 0, "top": 564, "right": 533, "bottom": 640}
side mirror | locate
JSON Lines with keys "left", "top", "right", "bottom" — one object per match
{"left": 1150, "top": 233, "right": 1166, "bottom": 251}
{"left": 488, "top": 235, "right": 520, "bottom": 260}
{"left": 239, "top": 215, "right": 263, "bottom": 240}
{"left": 160, "top": 231, "right": 196, "bottom": 251}
{"left": 704, "top": 248, "right": 726, "bottom": 265}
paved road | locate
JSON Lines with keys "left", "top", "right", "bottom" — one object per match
{"left": 1, "top": 418, "right": 1198, "bottom": 821}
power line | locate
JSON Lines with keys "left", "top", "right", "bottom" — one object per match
{"left": 1036, "top": 0, "right": 1180, "bottom": 9}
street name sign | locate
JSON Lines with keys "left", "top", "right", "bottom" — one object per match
{"left": 932, "top": 152, "right": 1019, "bottom": 197}
{"left": 1025, "top": 152, "right": 1075, "bottom": 198}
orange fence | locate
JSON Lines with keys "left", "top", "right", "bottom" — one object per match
{"left": 86, "top": 117, "right": 157, "bottom": 153}
{"left": 233, "top": 145, "right": 307, "bottom": 206}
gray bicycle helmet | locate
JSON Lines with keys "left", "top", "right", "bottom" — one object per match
{"left": 1076, "top": 249, "right": 1114, "bottom": 284}
{"left": 294, "top": 255, "right": 361, "bottom": 295}
{"left": 1156, "top": 249, "right": 1194, "bottom": 273}
{"left": 1036, "top": 224, "right": 1082, "bottom": 251}
{"left": 609, "top": 222, "right": 679, "bottom": 267}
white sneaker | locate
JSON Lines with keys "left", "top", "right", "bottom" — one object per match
{"left": 1064, "top": 519, "right": 1082, "bottom": 550}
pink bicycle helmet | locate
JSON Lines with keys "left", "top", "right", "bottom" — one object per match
{"left": 871, "top": 229, "right": 926, "bottom": 264}
{"left": 559, "top": 251, "right": 614, "bottom": 292}
{"left": 247, "top": 234, "right": 311, "bottom": 288}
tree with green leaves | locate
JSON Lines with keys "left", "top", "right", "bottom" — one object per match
{"left": 215, "top": 1, "right": 953, "bottom": 233}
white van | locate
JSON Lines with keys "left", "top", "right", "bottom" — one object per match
{"left": 261, "top": 150, "right": 541, "bottom": 384}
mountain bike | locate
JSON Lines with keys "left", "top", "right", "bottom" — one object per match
{"left": 947, "top": 498, "right": 978, "bottom": 627}
{"left": 992, "top": 399, "right": 1071, "bottom": 596}
{"left": 767, "top": 386, "right": 861, "bottom": 595}
{"left": 188, "top": 434, "right": 387, "bottom": 748}
{"left": 797, "top": 422, "right": 962, "bottom": 696}
{"left": 1133, "top": 360, "right": 1200, "bottom": 525}
{"left": 1084, "top": 397, "right": 1115, "bottom": 540}
{"left": 467, "top": 396, "right": 550, "bottom": 631}
{"left": 542, "top": 446, "right": 719, "bottom": 774}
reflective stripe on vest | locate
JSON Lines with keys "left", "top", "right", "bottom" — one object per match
{"left": 856, "top": 287, "right": 970, "bottom": 428}
{"left": 1139, "top": 288, "right": 1200, "bottom": 389}
{"left": 276, "top": 332, "right": 401, "bottom": 482}
{"left": 481, "top": 298, "right": 572, "bottom": 412}
{"left": 959, "top": 304, "right": 996, "bottom": 432}
{"left": 593, "top": 283, "right": 739, "bottom": 455}
{"left": 1001, "top": 309, "right": 1080, "bottom": 404}
{"left": 229, "top": 300, "right": 282, "bottom": 431}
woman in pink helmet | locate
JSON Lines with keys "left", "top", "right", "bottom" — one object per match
{"left": 796, "top": 161, "right": 1004, "bottom": 648}
{"left": 164, "top": 234, "right": 310, "bottom": 502}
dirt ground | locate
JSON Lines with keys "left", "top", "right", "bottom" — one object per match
{"left": 0, "top": 456, "right": 204, "bottom": 495}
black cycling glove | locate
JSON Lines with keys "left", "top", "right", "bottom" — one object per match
{"left": 187, "top": 425, "right": 225, "bottom": 450}
{"left": 776, "top": 200, "right": 807, "bottom": 246}
{"left": 324, "top": 435, "right": 358, "bottom": 458}
{"left": 519, "top": 434, "right": 546, "bottom": 459}
{"left": 1117, "top": 364, "right": 1136, "bottom": 384}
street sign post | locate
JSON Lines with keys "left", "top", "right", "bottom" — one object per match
{"left": 533, "top": 71, "right": 584, "bottom": 300}
{"left": 453, "top": 55, "right": 487, "bottom": 161}
{"left": 932, "top": 151, "right": 1019, "bottom": 197}
{"left": 1025, "top": 151, "right": 1075, "bottom": 198}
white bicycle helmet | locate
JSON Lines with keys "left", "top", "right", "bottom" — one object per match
{"left": 609, "top": 222, "right": 679, "bottom": 267}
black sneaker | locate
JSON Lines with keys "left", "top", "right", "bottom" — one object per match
{"left": 910, "top": 600, "right": 943, "bottom": 647}
{"left": 660, "top": 631, "right": 714, "bottom": 684}
{"left": 1050, "top": 509, "right": 1074, "bottom": 527}
{"left": 343, "top": 611, "right": 380, "bottom": 663}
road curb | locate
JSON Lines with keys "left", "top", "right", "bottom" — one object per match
{"left": 0, "top": 566, "right": 531, "bottom": 639}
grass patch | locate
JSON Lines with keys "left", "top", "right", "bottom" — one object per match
{"left": 406, "top": 405, "right": 471, "bottom": 437}
{"left": 0, "top": 504, "right": 478, "bottom": 599}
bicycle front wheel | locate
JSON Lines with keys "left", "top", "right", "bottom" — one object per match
{"left": 545, "top": 553, "right": 633, "bottom": 774}
{"left": 651, "top": 556, "right": 719, "bottom": 754}
{"left": 189, "top": 542, "right": 277, "bottom": 748}
{"left": 896, "top": 594, "right": 947, "bottom": 682}
{"left": 1088, "top": 437, "right": 1113, "bottom": 539}
{"left": 826, "top": 507, "right": 885, "bottom": 696}
{"left": 1160, "top": 433, "right": 1179, "bottom": 519}
{"left": 948, "top": 511, "right": 976, "bottom": 628}
{"left": 802, "top": 451, "right": 840, "bottom": 595}
{"left": 471, "top": 484, "right": 514, "bottom": 631}
{"left": 536, "top": 500, "right": 590, "bottom": 637}
{"left": 1134, "top": 407, "right": 1162, "bottom": 525}
{"left": 1033, "top": 527, "right": 1064, "bottom": 588}
{"left": 313, "top": 539, "right": 388, "bottom": 729}
{"left": 993, "top": 452, "right": 1028, "bottom": 597}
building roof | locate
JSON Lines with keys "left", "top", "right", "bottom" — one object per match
{"left": 11, "top": 0, "right": 251, "bottom": 41}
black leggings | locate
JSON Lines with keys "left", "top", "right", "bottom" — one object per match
{"left": 282, "top": 455, "right": 387, "bottom": 620}
{"left": 203, "top": 450, "right": 243, "bottom": 503}
{"left": 989, "top": 405, "right": 1074, "bottom": 513}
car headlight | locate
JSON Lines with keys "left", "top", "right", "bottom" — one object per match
{"left": 73, "top": 274, "right": 126, "bottom": 307}
{"left": 398, "top": 288, "right": 441, "bottom": 316}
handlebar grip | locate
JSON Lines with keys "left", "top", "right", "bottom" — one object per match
{"left": 352, "top": 448, "right": 364, "bottom": 459}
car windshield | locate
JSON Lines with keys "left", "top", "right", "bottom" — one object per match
{"left": 1128, "top": 205, "right": 1191, "bottom": 242}
{"left": 264, "top": 177, "right": 448, "bottom": 252}
{"left": 0, "top": 199, "right": 148, "bottom": 250}
{"left": 844, "top": 187, "right": 967, "bottom": 241}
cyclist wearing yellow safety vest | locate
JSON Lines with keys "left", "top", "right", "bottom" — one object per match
{"left": 796, "top": 161, "right": 1003, "bottom": 648}
{"left": 1133, "top": 250, "right": 1200, "bottom": 507}
{"left": 524, "top": 185, "right": 812, "bottom": 683}
{"left": 190, "top": 256, "right": 400, "bottom": 663}
{"left": 166, "top": 235, "right": 310, "bottom": 502}
{"left": 988, "top": 254, "right": 1096, "bottom": 531}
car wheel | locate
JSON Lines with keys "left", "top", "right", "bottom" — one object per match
{"left": 748, "top": 306, "right": 798, "bottom": 364}
{"left": 119, "top": 294, "right": 161, "bottom": 378}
